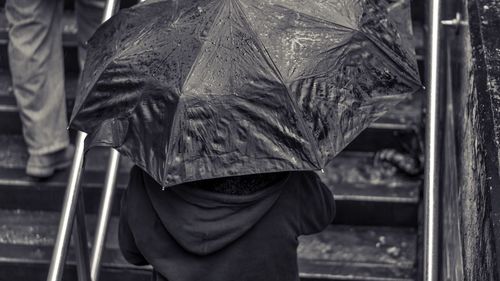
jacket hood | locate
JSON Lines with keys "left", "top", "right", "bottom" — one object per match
{"left": 145, "top": 173, "right": 289, "bottom": 255}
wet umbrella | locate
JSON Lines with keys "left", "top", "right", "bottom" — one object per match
{"left": 70, "top": 0, "right": 422, "bottom": 187}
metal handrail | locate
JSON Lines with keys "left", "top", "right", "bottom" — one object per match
{"left": 46, "top": 0, "right": 121, "bottom": 280}
{"left": 47, "top": 131, "right": 88, "bottom": 281}
{"left": 75, "top": 193, "right": 92, "bottom": 281}
{"left": 424, "top": 0, "right": 442, "bottom": 279}
{"left": 90, "top": 149, "right": 121, "bottom": 281}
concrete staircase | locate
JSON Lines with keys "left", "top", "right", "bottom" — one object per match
{"left": 0, "top": 0, "right": 426, "bottom": 280}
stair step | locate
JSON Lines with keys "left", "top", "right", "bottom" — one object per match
{"left": 0, "top": 209, "right": 417, "bottom": 281}
{"left": 0, "top": 135, "right": 420, "bottom": 226}
{"left": 0, "top": 135, "right": 133, "bottom": 171}
{"left": 298, "top": 225, "right": 417, "bottom": 281}
{"left": 0, "top": 210, "right": 150, "bottom": 281}
{"left": 321, "top": 151, "right": 420, "bottom": 227}
{"left": 0, "top": 134, "right": 133, "bottom": 214}
{"left": 345, "top": 93, "right": 422, "bottom": 152}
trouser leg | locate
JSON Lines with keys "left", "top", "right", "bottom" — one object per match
{"left": 75, "top": 0, "right": 105, "bottom": 69}
{"left": 6, "top": 0, "right": 69, "bottom": 155}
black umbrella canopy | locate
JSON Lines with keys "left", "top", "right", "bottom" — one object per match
{"left": 70, "top": 0, "right": 422, "bottom": 187}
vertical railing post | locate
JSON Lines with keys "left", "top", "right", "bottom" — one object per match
{"left": 424, "top": 0, "right": 442, "bottom": 280}
{"left": 90, "top": 149, "right": 120, "bottom": 281}
{"left": 102, "top": 0, "right": 121, "bottom": 22}
{"left": 47, "top": 131, "right": 88, "bottom": 281}
{"left": 74, "top": 194, "right": 92, "bottom": 281}
{"left": 86, "top": 1, "right": 123, "bottom": 280}
{"left": 87, "top": 1, "right": 122, "bottom": 280}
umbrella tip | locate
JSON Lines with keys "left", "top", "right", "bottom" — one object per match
{"left": 321, "top": 169, "right": 325, "bottom": 174}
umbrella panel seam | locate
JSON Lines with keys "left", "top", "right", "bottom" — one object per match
{"left": 163, "top": 1, "right": 227, "bottom": 186}
{"left": 233, "top": 0, "right": 323, "bottom": 168}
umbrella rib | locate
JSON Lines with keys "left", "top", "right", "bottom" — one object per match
{"left": 234, "top": 0, "right": 323, "bottom": 168}
{"left": 359, "top": 0, "right": 420, "bottom": 83}
{"left": 179, "top": 2, "right": 225, "bottom": 92}
{"left": 359, "top": 32, "right": 420, "bottom": 85}
{"left": 272, "top": 3, "right": 420, "bottom": 85}
{"left": 289, "top": 39, "right": 352, "bottom": 81}
{"left": 162, "top": 1, "right": 227, "bottom": 185}
{"left": 72, "top": 4, "right": 177, "bottom": 122}
{"left": 112, "top": 9, "right": 169, "bottom": 63}
{"left": 272, "top": 4, "right": 360, "bottom": 33}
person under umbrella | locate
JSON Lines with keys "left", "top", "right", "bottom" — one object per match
{"left": 70, "top": 0, "right": 422, "bottom": 280}
{"left": 119, "top": 165, "right": 335, "bottom": 281}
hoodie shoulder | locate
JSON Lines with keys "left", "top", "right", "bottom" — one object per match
{"left": 289, "top": 171, "right": 336, "bottom": 235}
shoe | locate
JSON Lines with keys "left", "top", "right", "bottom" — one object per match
{"left": 26, "top": 145, "right": 75, "bottom": 178}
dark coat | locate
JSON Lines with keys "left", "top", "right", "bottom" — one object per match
{"left": 119, "top": 166, "right": 335, "bottom": 281}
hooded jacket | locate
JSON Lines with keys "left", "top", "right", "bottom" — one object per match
{"left": 119, "top": 166, "right": 335, "bottom": 281}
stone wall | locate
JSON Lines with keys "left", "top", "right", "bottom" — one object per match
{"left": 440, "top": 0, "right": 500, "bottom": 279}
{"left": 467, "top": 0, "right": 500, "bottom": 278}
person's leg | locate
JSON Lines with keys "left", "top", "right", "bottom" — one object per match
{"left": 75, "top": 0, "right": 105, "bottom": 69}
{"left": 6, "top": 0, "right": 73, "bottom": 176}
